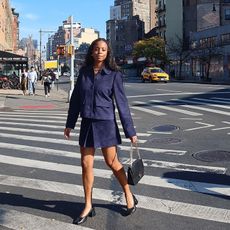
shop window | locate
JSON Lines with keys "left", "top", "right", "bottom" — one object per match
{"left": 221, "top": 33, "right": 230, "bottom": 44}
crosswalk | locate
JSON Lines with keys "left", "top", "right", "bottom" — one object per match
{"left": 131, "top": 96, "right": 230, "bottom": 118}
{"left": 0, "top": 107, "right": 229, "bottom": 229}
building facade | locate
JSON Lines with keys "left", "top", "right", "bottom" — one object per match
{"left": 155, "top": 0, "right": 230, "bottom": 82}
{"left": 0, "top": 0, "right": 18, "bottom": 51}
{"left": 107, "top": 0, "right": 156, "bottom": 60}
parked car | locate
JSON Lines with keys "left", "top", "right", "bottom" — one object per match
{"left": 141, "top": 67, "right": 169, "bottom": 83}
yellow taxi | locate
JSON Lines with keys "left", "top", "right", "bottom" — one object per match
{"left": 141, "top": 67, "right": 169, "bottom": 83}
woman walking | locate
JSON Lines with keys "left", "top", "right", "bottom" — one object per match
{"left": 20, "top": 68, "right": 28, "bottom": 95}
{"left": 41, "top": 70, "right": 52, "bottom": 98}
{"left": 64, "top": 38, "right": 138, "bottom": 225}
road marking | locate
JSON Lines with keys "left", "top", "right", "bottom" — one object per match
{"left": 0, "top": 175, "right": 229, "bottom": 223}
{"left": 0, "top": 117, "right": 135, "bottom": 130}
{"left": 180, "top": 118, "right": 203, "bottom": 120}
{"left": 0, "top": 152, "right": 226, "bottom": 175}
{"left": 130, "top": 106, "right": 166, "bottom": 116}
{"left": 147, "top": 131, "right": 172, "bottom": 135}
{"left": 0, "top": 114, "right": 67, "bottom": 120}
{"left": 0, "top": 121, "right": 65, "bottom": 129}
{"left": 0, "top": 126, "right": 72, "bottom": 136}
{"left": 1, "top": 147, "right": 228, "bottom": 196}
{"left": 0, "top": 142, "right": 186, "bottom": 158}
{"left": 197, "top": 98, "right": 230, "bottom": 105}
{"left": 118, "top": 145, "right": 187, "bottom": 156}
{"left": 149, "top": 100, "right": 202, "bottom": 116}
{"left": 0, "top": 132, "right": 146, "bottom": 144}
{"left": 127, "top": 91, "right": 230, "bottom": 99}
{"left": 0, "top": 208, "right": 93, "bottom": 230}
{"left": 184, "top": 122, "right": 215, "bottom": 131}
{"left": 212, "top": 126, "right": 230, "bottom": 131}
{"left": 212, "top": 97, "right": 230, "bottom": 101}
{"left": 141, "top": 175, "right": 230, "bottom": 196}
{"left": 172, "top": 99, "right": 230, "bottom": 116}
{"left": 0, "top": 117, "right": 65, "bottom": 123}
{"left": 155, "top": 89, "right": 183, "bottom": 93}
{"left": 19, "top": 104, "right": 57, "bottom": 109}
{"left": 131, "top": 101, "right": 166, "bottom": 116}
{"left": 0, "top": 126, "right": 150, "bottom": 140}
{"left": 192, "top": 98, "right": 230, "bottom": 109}
{"left": 0, "top": 111, "right": 68, "bottom": 116}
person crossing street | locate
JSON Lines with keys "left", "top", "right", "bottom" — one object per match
{"left": 27, "top": 66, "right": 38, "bottom": 96}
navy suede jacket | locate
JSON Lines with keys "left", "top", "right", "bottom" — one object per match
{"left": 65, "top": 66, "right": 136, "bottom": 138}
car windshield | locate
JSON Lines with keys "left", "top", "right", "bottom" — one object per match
{"left": 150, "top": 68, "right": 164, "bottom": 73}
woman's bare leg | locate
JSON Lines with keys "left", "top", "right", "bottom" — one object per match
{"left": 80, "top": 146, "right": 95, "bottom": 216}
{"left": 102, "top": 146, "right": 134, "bottom": 209}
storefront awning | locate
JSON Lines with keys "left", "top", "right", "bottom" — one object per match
{"left": 0, "top": 50, "right": 28, "bottom": 63}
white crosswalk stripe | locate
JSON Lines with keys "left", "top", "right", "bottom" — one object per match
{"left": 0, "top": 208, "right": 93, "bottom": 230}
{"left": 0, "top": 175, "right": 229, "bottom": 224}
{"left": 0, "top": 109, "right": 229, "bottom": 229}
{"left": 130, "top": 97, "right": 230, "bottom": 118}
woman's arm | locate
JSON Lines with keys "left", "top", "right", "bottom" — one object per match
{"left": 65, "top": 70, "right": 82, "bottom": 130}
{"left": 113, "top": 71, "right": 136, "bottom": 139}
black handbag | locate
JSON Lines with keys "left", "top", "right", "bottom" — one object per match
{"left": 127, "top": 144, "right": 144, "bottom": 185}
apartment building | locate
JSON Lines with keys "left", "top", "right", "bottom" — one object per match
{"left": 107, "top": 0, "right": 156, "bottom": 60}
{"left": 190, "top": 0, "right": 230, "bottom": 81}
{"left": 155, "top": 0, "right": 230, "bottom": 81}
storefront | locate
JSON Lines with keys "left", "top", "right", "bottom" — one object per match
{"left": 0, "top": 50, "right": 28, "bottom": 76}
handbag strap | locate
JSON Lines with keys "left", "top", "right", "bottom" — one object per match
{"left": 129, "top": 142, "right": 141, "bottom": 166}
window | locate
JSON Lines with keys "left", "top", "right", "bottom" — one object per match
{"left": 221, "top": 33, "right": 230, "bottom": 44}
{"left": 225, "top": 9, "right": 230, "bottom": 20}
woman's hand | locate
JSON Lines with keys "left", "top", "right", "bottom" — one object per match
{"left": 130, "top": 135, "right": 138, "bottom": 144}
{"left": 64, "top": 128, "right": 72, "bottom": 139}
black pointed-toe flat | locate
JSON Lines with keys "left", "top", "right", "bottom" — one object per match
{"left": 73, "top": 207, "right": 96, "bottom": 225}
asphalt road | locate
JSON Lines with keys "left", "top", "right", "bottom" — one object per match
{"left": 0, "top": 79, "right": 229, "bottom": 230}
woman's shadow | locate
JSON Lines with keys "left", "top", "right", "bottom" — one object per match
{"left": 0, "top": 192, "right": 127, "bottom": 222}
{"left": 163, "top": 171, "right": 230, "bottom": 200}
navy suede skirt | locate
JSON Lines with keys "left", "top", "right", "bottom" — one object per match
{"left": 79, "top": 118, "right": 122, "bottom": 148}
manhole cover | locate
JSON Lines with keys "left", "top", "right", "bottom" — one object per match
{"left": 149, "top": 137, "right": 182, "bottom": 144}
{"left": 192, "top": 150, "right": 230, "bottom": 162}
{"left": 153, "top": 125, "right": 179, "bottom": 132}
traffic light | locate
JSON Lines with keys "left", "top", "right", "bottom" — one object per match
{"left": 56, "top": 45, "right": 65, "bottom": 56}
{"left": 67, "top": 45, "right": 75, "bottom": 56}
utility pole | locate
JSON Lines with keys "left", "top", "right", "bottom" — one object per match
{"left": 68, "top": 15, "right": 75, "bottom": 102}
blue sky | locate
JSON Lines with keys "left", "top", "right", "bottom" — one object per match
{"left": 11, "top": 0, "right": 114, "bottom": 43}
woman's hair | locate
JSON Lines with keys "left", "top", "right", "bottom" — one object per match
{"left": 84, "top": 38, "right": 118, "bottom": 71}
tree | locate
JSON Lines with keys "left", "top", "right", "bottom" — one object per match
{"left": 166, "top": 35, "right": 193, "bottom": 80}
{"left": 194, "top": 42, "right": 222, "bottom": 81}
{"left": 132, "top": 36, "right": 168, "bottom": 67}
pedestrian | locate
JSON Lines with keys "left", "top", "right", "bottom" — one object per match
{"left": 41, "top": 70, "right": 52, "bottom": 98}
{"left": 20, "top": 68, "right": 28, "bottom": 95}
{"left": 64, "top": 38, "right": 138, "bottom": 225}
{"left": 49, "top": 69, "right": 56, "bottom": 88}
{"left": 27, "top": 66, "right": 37, "bottom": 95}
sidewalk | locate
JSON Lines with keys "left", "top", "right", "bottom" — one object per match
{"left": 0, "top": 81, "right": 69, "bottom": 110}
